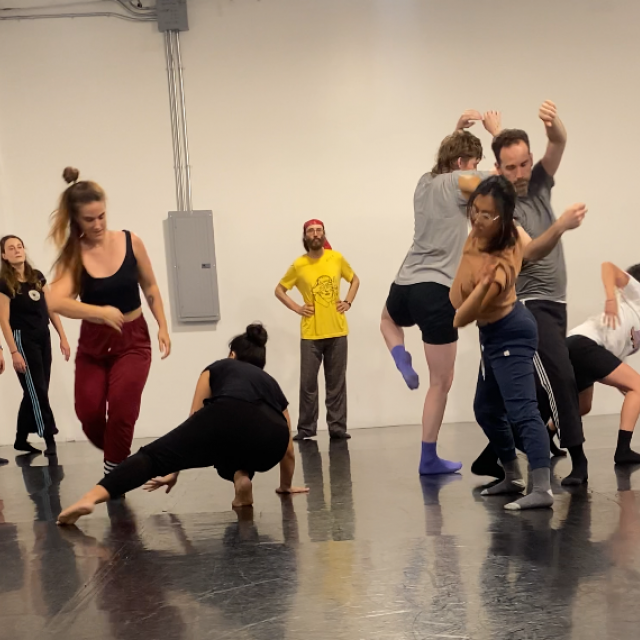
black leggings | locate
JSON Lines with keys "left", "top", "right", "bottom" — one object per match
{"left": 99, "top": 399, "right": 290, "bottom": 498}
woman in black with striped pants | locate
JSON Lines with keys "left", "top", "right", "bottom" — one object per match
{"left": 0, "top": 235, "right": 70, "bottom": 456}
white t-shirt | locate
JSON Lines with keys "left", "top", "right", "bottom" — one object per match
{"left": 568, "top": 275, "right": 640, "bottom": 360}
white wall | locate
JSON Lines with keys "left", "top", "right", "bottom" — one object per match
{"left": 0, "top": 0, "right": 639, "bottom": 445}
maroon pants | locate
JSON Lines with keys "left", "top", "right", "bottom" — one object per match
{"left": 75, "top": 315, "right": 152, "bottom": 465}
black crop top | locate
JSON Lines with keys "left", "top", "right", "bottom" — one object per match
{"left": 80, "top": 230, "right": 142, "bottom": 314}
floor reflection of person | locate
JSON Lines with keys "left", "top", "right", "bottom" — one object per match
{"left": 13, "top": 454, "right": 84, "bottom": 623}
{"left": 0, "top": 498, "right": 24, "bottom": 596}
{"left": 297, "top": 439, "right": 355, "bottom": 542}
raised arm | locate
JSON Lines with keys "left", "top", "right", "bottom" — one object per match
{"left": 602, "top": 262, "right": 630, "bottom": 329}
{"left": 519, "top": 203, "right": 587, "bottom": 262}
{"left": 455, "top": 109, "right": 483, "bottom": 132}
{"left": 132, "top": 233, "right": 171, "bottom": 359}
{"left": 539, "top": 100, "right": 567, "bottom": 177}
{"left": 49, "top": 268, "right": 124, "bottom": 331}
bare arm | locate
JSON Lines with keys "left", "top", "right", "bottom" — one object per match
{"left": 132, "top": 233, "right": 171, "bottom": 358}
{"left": 602, "top": 262, "right": 630, "bottom": 329}
{"left": 49, "top": 269, "right": 123, "bottom": 331}
{"left": 189, "top": 370, "right": 212, "bottom": 416}
{"left": 519, "top": 203, "right": 587, "bottom": 262}
{"left": 539, "top": 100, "right": 567, "bottom": 177}
{"left": 275, "top": 283, "right": 312, "bottom": 317}
{"left": 0, "top": 294, "right": 18, "bottom": 355}
{"left": 45, "top": 287, "right": 71, "bottom": 362}
{"left": 453, "top": 281, "right": 501, "bottom": 328}
{"left": 345, "top": 274, "right": 360, "bottom": 305}
{"left": 458, "top": 174, "right": 483, "bottom": 199}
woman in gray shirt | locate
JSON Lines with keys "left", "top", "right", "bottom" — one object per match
{"left": 380, "top": 110, "right": 500, "bottom": 476}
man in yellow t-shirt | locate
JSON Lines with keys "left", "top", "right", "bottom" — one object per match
{"left": 275, "top": 219, "right": 360, "bottom": 440}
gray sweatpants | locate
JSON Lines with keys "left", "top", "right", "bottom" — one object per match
{"left": 297, "top": 337, "right": 348, "bottom": 437}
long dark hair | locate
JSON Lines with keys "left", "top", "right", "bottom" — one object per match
{"left": 49, "top": 166, "right": 106, "bottom": 295}
{"left": 467, "top": 176, "right": 519, "bottom": 254}
{"left": 229, "top": 323, "right": 268, "bottom": 369}
{"left": 0, "top": 235, "right": 42, "bottom": 297}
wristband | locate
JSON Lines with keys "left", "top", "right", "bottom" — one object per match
{"left": 345, "top": 301, "right": 352, "bottom": 308}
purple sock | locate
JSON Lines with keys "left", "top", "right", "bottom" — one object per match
{"left": 419, "top": 442, "right": 462, "bottom": 476}
{"left": 391, "top": 345, "right": 419, "bottom": 390}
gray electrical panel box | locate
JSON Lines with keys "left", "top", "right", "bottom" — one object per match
{"left": 157, "top": 0, "right": 189, "bottom": 32}
{"left": 166, "top": 210, "right": 220, "bottom": 323}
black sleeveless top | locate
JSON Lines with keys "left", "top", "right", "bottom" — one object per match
{"left": 80, "top": 230, "right": 142, "bottom": 314}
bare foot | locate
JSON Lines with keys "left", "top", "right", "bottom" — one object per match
{"left": 232, "top": 474, "right": 254, "bottom": 508}
{"left": 57, "top": 500, "right": 95, "bottom": 526}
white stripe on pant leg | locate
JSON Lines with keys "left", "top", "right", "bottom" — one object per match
{"left": 533, "top": 351, "right": 560, "bottom": 431}
{"left": 14, "top": 330, "right": 46, "bottom": 438}
{"left": 104, "top": 461, "right": 118, "bottom": 475}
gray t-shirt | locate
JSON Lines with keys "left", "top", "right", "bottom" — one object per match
{"left": 514, "top": 162, "right": 567, "bottom": 302}
{"left": 395, "top": 170, "right": 489, "bottom": 288}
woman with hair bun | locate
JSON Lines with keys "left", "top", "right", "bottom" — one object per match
{"left": 57, "top": 323, "right": 308, "bottom": 525}
{"left": 48, "top": 167, "right": 171, "bottom": 476}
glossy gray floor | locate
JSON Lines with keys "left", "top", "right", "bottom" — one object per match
{"left": 1, "top": 417, "right": 640, "bottom": 640}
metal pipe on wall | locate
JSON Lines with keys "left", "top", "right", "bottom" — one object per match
{"left": 175, "top": 31, "right": 193, "bottom": 212}
{"left": 164, "top": 31, "right": 184, "bottom": 211}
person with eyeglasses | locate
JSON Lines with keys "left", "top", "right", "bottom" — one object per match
{"left": 450, "top": 175, "right": 586, "bottom": 510}
{"left": 380, "top": 110, "right": 501, "bottom": 476}
{"left": 471, "top": 101, "right": 590, "bottom": 486}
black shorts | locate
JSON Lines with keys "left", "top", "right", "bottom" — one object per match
{"left": 385, "top": 282, "right": 458, "bottom": 345}
{"left": 566, "top": 334, "right": 622, "bottom": 392}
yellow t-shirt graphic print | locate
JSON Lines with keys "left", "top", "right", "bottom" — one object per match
{"left": 280, "top": 250, "right": 355, "bottom": 340}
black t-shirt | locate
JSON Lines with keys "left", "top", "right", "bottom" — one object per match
{"left": 0, "top": 271, "right": 49, "bottom": 333}
{"left": 204, "top": 358, "right": 289, "bottom": 415}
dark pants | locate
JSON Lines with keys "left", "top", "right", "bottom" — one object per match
{"left": 99, "top": 399, "right": 290, "bottom": 497}
{"left": 13, "top": 328, "right": 57, "bottom": 441}
{"left": 523, "top": 300, "right": 584, "bottom": 448}
{"left": 474, "top": 303, "right": 550, "bottom": 470}
{"left": 75, "top": 315, "right": 152, "bottom": 465}
{"left": 298, "top": 337, "right": 348, "bottom": 437}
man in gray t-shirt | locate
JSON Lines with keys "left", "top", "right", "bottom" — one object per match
{"left": 489, "top": 101, "right": 589, "bottom": 486}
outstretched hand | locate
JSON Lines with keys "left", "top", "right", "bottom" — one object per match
{"left": 144, "top": 473, "right": 178, "bottom": 494}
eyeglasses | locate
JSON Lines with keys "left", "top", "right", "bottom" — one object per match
{"left": 470, "top": 210, "right": 499, "bottom": 223}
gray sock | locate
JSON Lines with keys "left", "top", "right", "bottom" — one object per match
{"left": 504, "top": 467, "right": 554, "bottom": 511}
{"left": 481, "top": 459, "right": 525, "bottom": 495}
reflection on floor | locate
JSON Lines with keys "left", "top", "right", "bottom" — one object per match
{"left": 1, "top": 417, "right": 640, "bottom": 639}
